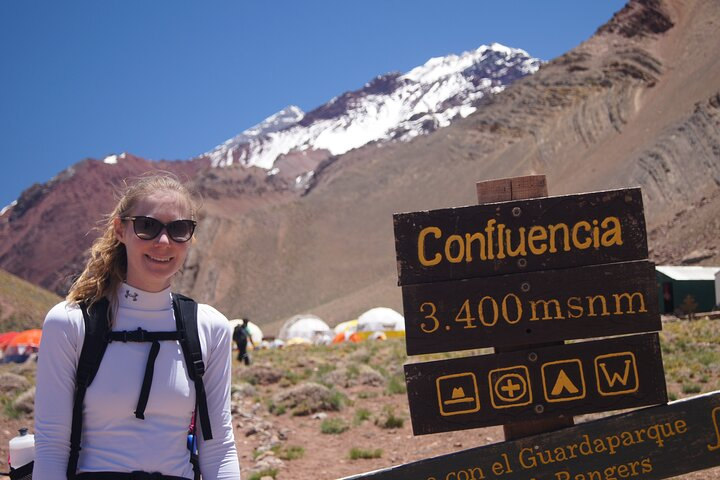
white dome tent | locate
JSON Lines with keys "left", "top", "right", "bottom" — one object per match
{"left": 278, "top": 314, "right": 333, "bottom": 345}
{"left": 333, "top": 319, "right": 358, "bottom": 335}
{"left": 357, "top": 307, "right": 405, "bottom": 333}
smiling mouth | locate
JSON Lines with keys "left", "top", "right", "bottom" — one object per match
{"left": 146, "top": 255, "right": 172, "bottom": 263}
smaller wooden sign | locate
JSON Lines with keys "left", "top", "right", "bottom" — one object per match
{"left": 393, "top": 187, "right": 647, "bottom": 286}
{"left": 340, "top": 390, "right": 720, "bottom": 480}
{"left": 402, "top": 260, "right": 660, "bottom": 355}
{"left": 405, "top": 334, "right": 666, "bottom": 435}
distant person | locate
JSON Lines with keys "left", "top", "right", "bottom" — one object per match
{"left": 233, "top": 318, "right": 254, "bottom": 365}
{"left": 34, "top": 174, "right": 241, "bottom": 479}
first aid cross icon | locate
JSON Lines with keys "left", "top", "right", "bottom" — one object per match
{"left": 489, "top": 366, "right": 532, "bottom": 409}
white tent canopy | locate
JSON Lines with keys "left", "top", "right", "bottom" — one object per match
{"left": 333, "top": 319, "right": 358, "bottom": 335}
{"left": 357, "top": 307, "right": 405, "bottom": 332}
{"left": 278, "top": 314, "right": 332, "bottom": 343}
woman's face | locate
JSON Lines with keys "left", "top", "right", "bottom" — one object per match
{"left": 114, "top": 190, "right": 193, "bottom": 292}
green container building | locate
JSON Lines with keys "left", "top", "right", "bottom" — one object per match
{"left": 656, "top": 265, "right": 720, "bottom": 315}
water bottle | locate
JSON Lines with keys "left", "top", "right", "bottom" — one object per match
{"left": 9, "top": 427, "right": 35, "bottom": 469}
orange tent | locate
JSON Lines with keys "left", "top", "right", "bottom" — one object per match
{"left": 0, "top": 331, "right": 20, "bottom": 351}
{"left": 331, "top": 331, "right": 363, "bottom": 344}
{"left": 8, "top": 329, "right": 42, "bottom": 348}
{"left": 3, "top": 329, "right": 41, "bottom": 362}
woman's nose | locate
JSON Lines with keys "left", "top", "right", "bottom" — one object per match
{"left": 155, "top": 229, "right": 171, "bottom": 244}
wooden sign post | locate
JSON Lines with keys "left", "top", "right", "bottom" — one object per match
{"left": 478, "top": 176, "right": 566, "bottom": 440}
{"left": 401, "top": 260, "right": 660, "bottom": 355}
{"left": 393, "top": 186, "right": 649, "bottom": 285}
{"left": 340, "top": 391, "right": 720, "bottom": 480}
{"left": 393, "top": 175, "right": 664, "bottom": 438}
{"left": 405, "top": 333, "right": 666, "bottom": 435}
{"left": 344, "top": 175, "right": 720, "bottom": 479}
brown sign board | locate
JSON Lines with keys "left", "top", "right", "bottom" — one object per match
{"left": 402, "top": 260, "right": 660, "bottom": 355}
{"left": 404, "top": 333, "right": 666, "bottom": 436}
{"left": 340, "top": 390, "right": 720, "bottom": 480}
{"left": 393, "top": 188, "right": 647, "bottom": 286}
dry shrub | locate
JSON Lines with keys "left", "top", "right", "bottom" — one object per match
{"left": 355, "top": 364, "right": 386, "bottom": 386}
{"left": 240, "top": 365, "right": 284, "bottom": 385}
{"left": 322, "top": 364, "right": 385, "bottom": 388}
{"left": 13, "top": 387, "right": 35, "bottom": 414}
{"left": 232, "top": 382, "right": 257, "bottom": 398}
{"left": 271, "top": 382, "right": 342, "bottom": 416}
{"left": 374, "top": 404, "right": 404, "bottom": 429}
{"left": 0, "top": 373, "right": 31, "bottom": 395}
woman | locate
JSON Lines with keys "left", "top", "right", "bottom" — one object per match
{"left": 34, "top": 174, "right": 241, "bottom": 479}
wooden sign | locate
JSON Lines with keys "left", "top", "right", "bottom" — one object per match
{"left": 340, "top": 390, "right": 720, "bottom": 480}
{"left": 402, "top": 260, "right": 660, "bottom": 355}
{"left": 405, "top": 334, "right": 666, "bottom": 435}
{"left": 393, "top": 188, "right": 647, "bottom": 286}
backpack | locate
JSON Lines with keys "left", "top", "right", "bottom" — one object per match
{"left": 67, "top": 293, "right": 212, "bottom": 480}
{"left": 232, "top": 324, "right": 248, "bottom": 343}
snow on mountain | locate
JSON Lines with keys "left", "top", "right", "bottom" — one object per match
{"left": 207, "top": 43, "right": 541, "bottom": 170}
{"left": 207, "top": 106, "right": 306, "bottom": 168}
{"left": 0, "top": 200, "right": 17, "bottom": 217}
{"left": 102, "top": 152, "right": 129, "bottom": 165}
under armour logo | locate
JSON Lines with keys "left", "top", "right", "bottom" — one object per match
{"left": 125, "top": 290, "right": 138, "bottom": 301}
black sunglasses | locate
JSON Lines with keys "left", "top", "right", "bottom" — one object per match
{"left": 121, "top": 216, "right": 197, "bottom": 243}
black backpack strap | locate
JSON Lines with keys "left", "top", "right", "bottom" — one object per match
{"left": 135, "top": 339, "right": 160, "bottom": 420}
{"left": 172, "top": 293, "right": 213, "bottom": 441}
{"left": 68, "top": 298, "right": 111, "bottom": 479}
{"left": 105, "top": 328, "right": 183, "bottom": 420}
{"left": 108, "top": 329, "right": 182, "bottom": 343}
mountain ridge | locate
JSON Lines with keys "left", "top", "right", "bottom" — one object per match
{"left": 205, "top": 43, "right": 540, "bottom": 170}
{"left": 0, "top": 42, "right": 541, "bottom": 298}
{"left": 1, "top": 0, "right": 718, "bottom": 333}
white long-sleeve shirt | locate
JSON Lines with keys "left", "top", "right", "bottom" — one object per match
{"left": 34, "top": 284, "right": 241, "bottom": 479}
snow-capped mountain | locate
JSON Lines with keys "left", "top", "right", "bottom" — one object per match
{"left": 0, "top": 42, "right": 543, "bottom": 297}
{"left": 207, "top": 43, "right": 541, "bottom": 170}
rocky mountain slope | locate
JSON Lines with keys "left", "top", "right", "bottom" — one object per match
{"left": 183, "top": 0, "right": 720, "bottom": 332}
{"left": 0, "top": 154, "right": 208, "bottom": 294}
{"left": 1, "top": 0, "right": 718, "bottom": 333}
{"left": 206, "top": 44, "right": 539, "bottom": 171}
{"left": 0, "top": 45, "right": 541, "bottom": 302}
{"left": 0, "top": 269, "right": 59, "bottom": 331}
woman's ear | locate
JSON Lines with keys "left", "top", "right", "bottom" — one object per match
{"left": 113, "top": 217, "right": 126, "bottom": 244}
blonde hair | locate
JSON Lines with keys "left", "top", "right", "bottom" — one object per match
{"left": 66, "top": 173, "right": 200, "bottom": 311}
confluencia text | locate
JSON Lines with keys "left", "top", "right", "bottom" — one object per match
{"left": 417, "top": 216, "right": 623, "bottom": 267}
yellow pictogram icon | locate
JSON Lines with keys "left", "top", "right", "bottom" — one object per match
{"left": 595, "top": 351, "right": 639, "bottom": 396}
{"left": 436, "top": 372, "right": 481, "bottom": 416}
{"left": 707, "top": 407, "right": 720, "bottom": 452}
{"left": 552, "top": 370, "right": 578, "bottom": 395}
{"left": 488, "top": 366, "right": 532, "bottom": 409}
{"left": 446, "top": 387, "right": 473, "bottom": 404}
{"left": 541, "top": 359, "right": 586, "bottom": 403}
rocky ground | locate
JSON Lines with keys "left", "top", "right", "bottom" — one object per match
{"left": 3, "top": 321, "right": 720, "bottom": 479}
{"left": 225, "top": 330, "right": 720, "bottom": 480}
{"left": 229, "top": 339, "right": 507, "bottom": 479}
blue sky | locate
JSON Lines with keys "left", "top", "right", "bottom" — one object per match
{"left": 0, "top": 1, "right": 626, "bottom": 209}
